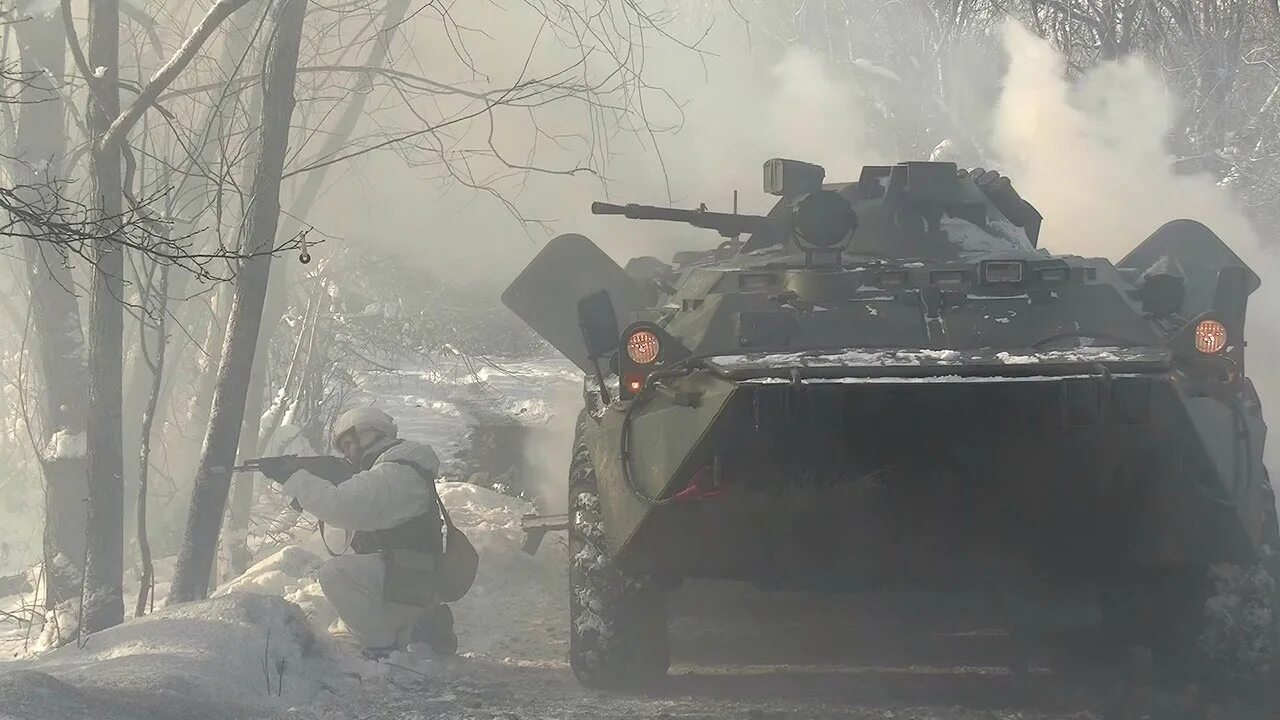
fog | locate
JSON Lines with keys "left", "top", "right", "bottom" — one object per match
{"left": 5, "top": 2, "right": 1280, "bottom": 715}
{"left": 300, "top": 5, "right": 894, "bottom": 284}
{"left": 3, "top": 3, "right": 1275, "bottom": 570}
{"left": 296, "top": 6, "right": 1280, "bottom": 490}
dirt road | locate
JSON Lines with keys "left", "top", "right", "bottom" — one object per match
{"left": 291, "top": 582, "right": 1120, "bottom": 719}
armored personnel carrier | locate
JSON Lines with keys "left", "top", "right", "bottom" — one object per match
{"left": 502, "top": 159, "right": 1276, "bottom": 691}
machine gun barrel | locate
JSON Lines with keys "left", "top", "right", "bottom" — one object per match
{"left": 591, "top": 201, "right": 777, "bottom": 238}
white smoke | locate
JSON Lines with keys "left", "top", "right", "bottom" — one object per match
{"left": 300, "top": 8, "right": 1280, "bottom": 480}
{"left": 991, "top": 20, "right": 1280, "bottom": 474}
{"left": 517, "top": 17, "right": 1280, "bottom": 499}
{"left": 992, "top": 21, "right": 1258, "bottom": 255}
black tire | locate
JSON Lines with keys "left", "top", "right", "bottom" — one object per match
{"left": 1099, "top": 556, "right": 1279, "bottom": 703}
{"left": 567, "top": 413, "right": 670, "bottom": 688}
{"left": 1197, "top": 473, "right": 1280, "bottom": 704}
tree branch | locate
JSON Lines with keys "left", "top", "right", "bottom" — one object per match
{"left": 99, "top": 0, "right": 254, "bottom": 153}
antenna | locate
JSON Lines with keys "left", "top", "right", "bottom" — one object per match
{"left": 732, "top": 190, "right": 740, "bottom": 243}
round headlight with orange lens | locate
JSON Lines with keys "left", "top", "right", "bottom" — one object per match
{"left": 1194, "top": 319, "right": 1227, "bottom": 354}
{"left": 626, "top": 329, "right": 660, "bottom": 364}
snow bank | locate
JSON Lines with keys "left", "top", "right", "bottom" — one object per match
{"left": 213, "top": 544, "right": 338, "bottom": 642}
{"left": 1, "top": 593, "right": 326, "bottom": 719}
{"left": 0, "top": 669, "right": 144, "bottom": 720}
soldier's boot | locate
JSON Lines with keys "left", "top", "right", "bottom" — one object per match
{"left": 411, "top": 603, "right": 457, "bottom": 656}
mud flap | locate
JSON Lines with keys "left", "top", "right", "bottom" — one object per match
{"left": 500, "top": 234, "right": 650, "bottom": 373}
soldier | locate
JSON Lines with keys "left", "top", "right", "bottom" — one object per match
{"left": 268, "top": 407, "right": 456, "bottom": 658}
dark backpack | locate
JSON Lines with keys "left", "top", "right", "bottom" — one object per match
{"left": 385, "top": 459, "right": 478, "bottom": 603}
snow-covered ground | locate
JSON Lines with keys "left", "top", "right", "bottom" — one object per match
{"left": 348, "top": 355, "right": 582, "bottom": 477}
{"left": 0, "top": 356, "right": 577, "bottom": 717}
{"left": 0, "top": 479, "right": 568, "bottom": 720}
{"left": 0, "top": 355, "right": 1267, "bottom": 719}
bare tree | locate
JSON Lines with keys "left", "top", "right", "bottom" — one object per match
{"left": 6, "top": 0, "right": 88, "bottom": 619}
{"left": 169, "top": 0, "right": 309, "bottom": 602}
{"left": 134, "top": 258, "right": 168, "bottom": 617}
{"left": 60, "top": 0, "right": 259, "bottom": 633}
{"left": 218, "top": 0, "right": 414, "bottom": 581}
{"left": 77, "top": 0, "right": 128, "bottom": 637}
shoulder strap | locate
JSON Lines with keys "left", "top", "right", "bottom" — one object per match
{"left": 382, "top": 458, "right": 455, "bottom": 530}
{"left": 362, "top": 439, "right": 405, "bottom": 470}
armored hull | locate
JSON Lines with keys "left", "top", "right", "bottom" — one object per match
{"left": 503, "top": 159, "right": 1276, "bottom": 690}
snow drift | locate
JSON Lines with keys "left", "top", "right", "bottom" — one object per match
{"left": 1, "top": 593, "right": 323, "bottom": 720}
{"left": 0, "top": 473, "right": 568, "bottom": 719}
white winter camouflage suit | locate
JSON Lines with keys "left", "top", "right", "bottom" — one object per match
{"left": 283, "top": 438, "right": 442, "bottom": 649}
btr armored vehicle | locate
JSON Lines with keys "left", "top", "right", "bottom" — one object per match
{"left": 502, "top": 159, "right": 1276, "bottom": 691}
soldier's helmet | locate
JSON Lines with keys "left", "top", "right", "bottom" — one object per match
{"left": 332, "top": 407, "right": 398, "bottom": 449}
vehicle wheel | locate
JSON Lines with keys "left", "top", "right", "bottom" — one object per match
{"left": 1100, "top": 559, "right": 1279, "bottom": 703}
{"left": 567, "top": 413, "right": 670, "bottom": 689}
{"left": 1198, "top": 477, "right": 1280, "bottom": 704}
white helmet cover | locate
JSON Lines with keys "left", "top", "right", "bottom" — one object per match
{"left": 332, "top": 407, "right": 398, "bottom": 448}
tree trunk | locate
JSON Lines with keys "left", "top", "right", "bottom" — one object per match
{"left": 147, "top": 0, "right": 264, "bottom": 491}
{"left": 168, "top": 0, "right": 309, "bottom": 603}
{"left": 135, "top": 264, "right": 169, "bottom": 616}
{"left": 82, "top": 0, "right": 127, "bottom": 635}
{"left": 219, "top": 349, "right": 267, "bottom": 581}
{"left": 249, "top": 0, "right": 412, "bottom": 444}
{"left": 12, "top": 7, "right": 89, "bottom": 613}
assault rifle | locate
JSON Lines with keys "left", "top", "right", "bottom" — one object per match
{"left": 234, "top": 455, "right": 355, "bottom": 513}
{"left": 233, "top": 455, "right": 355, "bottom": 484}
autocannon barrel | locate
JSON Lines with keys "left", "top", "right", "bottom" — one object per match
{"left": 591, "top": 201, "right": 776, "bottom": 238}
{"left": 591, "top": 202, "right": 700, "bottom": 222}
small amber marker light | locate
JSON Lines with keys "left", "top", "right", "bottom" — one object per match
{"left": 1194, "top": 319, "right": 1227, "bottom": 354}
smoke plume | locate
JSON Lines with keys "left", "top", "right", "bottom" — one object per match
{"left": 992, "top": 20, "right": 1280, "bottom": 473}
{"left": 295, "top": 7, "right": 1278, "bottom": 491}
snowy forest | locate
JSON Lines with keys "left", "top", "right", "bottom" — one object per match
{"left": 2, "top": 0, "right": 1280, "bottom": 718}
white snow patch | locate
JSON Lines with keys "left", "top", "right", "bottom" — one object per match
{"left": 1201, "top": 562, "right": 1278, "bottom": 680}
{"left": 744, "top": 373, "right": 1148, "bottom": 385}
{"left": 42, "top": 430, "right": 85, "bottom": 461}
{"left": 995, "top": 352, "right": 1037, "bottom": 365}
{"left": 851, "top": 58, "right": 902, "bottom": 83}
{"left": 2, "top": 593, "right": 326, "bottom": 717}
{"left": 1, "top": 479, "right": 568, "bottom": 716}
{"left": 91, "top": 66, "right": 107, "bottom": 79}
{"left": 707, "top": 346, "right": 1164, "bottom": 372}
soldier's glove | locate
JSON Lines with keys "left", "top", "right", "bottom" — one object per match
{"left": 258, "top": 456, "right": 302, "bottom": 483}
